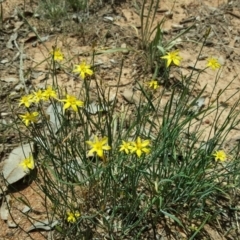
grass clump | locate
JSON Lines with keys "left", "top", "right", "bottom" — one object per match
{"left": 35, "top": 0, "right": 89, "bottom": 24}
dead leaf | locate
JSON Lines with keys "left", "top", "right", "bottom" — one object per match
{"left": 31, "top": 71, "right": 44, "bottom": 79}
{"left": 14, "top": 83, "right": 25, "bottom": 91}
{"left": 13, "top": 21, "right": 24, "bottom": 32}
{"left": 22, "top": 205, "right": 31, "bottom": 214}
{"left": 7, "top": 219, "right": 18, "bottom": 228}
{"left": 27, "top": 219, "right": 59, "bottom": 232}
{"left": 24, "top": 32, "right": 38, "bottom": 43}
{"left": 6, "top": 32, "right": 18, "bottom": 49}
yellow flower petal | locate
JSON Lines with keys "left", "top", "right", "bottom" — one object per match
{"left": 207, "top": 57, "right": 221, "bottom": 70}
{"left": 129, "top": 137, "right": 151, "bottom": 158}
{"left": 20, "top": 112, "right": 39, "bottom": 126}
{"left": 73, "top": 61, "right": 93, "bottom": 80}
{"left": 61, "top": 95, "right": 84, "bottom": 112}
{"left": 86, "top": 136, "right": 111, "bottom": 159}
{"left": 213, "top": 150, "right": 226, "bottom": 161}
{"left": 161, "top": 50, "right": 182, "bottom": 68}
{"left": 20, "top": 155, "right": 34, "bottom": 170}
{"left": 51, "top": 48, "right": 64, "bottom": 61}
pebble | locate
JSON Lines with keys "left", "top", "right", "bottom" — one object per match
{"left": 121, "top": 43, "right": 129, "bottom": 54}
{"left": 0, "top": 59, "right": 9, "bottom": 64}
{"left": 218, "top": 55, "right": 225, "bottom": 65}
{"left": 15, "top": 83, "right": 24, "bottom": 91}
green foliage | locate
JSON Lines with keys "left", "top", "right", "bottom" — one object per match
{"left": 37, "top": 0, "right": 88, "bottom": 23}
{"left": 3, "top": 0, "right": 240, "bottom": 239}
{"left": 139, "top": 0, "right": 195, "bottom": 81}
{"left": 11, "top": 45, "right": 240, "bottom": 238}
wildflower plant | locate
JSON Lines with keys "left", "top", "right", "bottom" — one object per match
{"left": 13, "top": 49, "right": 240, "bottom": 239}
{"left": 139, "top": 0, "right": 194, "bottom": 83}
{"left": 7, "top": 3, "right": 240, "bottom": 239}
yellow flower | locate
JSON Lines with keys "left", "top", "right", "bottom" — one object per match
{"left": 20, "top": 112, "right": 39, "bottom": 126}
{"left": 43, "top": 86, "right": 57, "bottom": 99}
{"left": 161, "top": 49, "right": 182, "bottom": 67}
{"left": 73, "top": 61, "right": 93, "bottom": 79}
{"left": 213, "top": 150, "right": 227, "bottom": 161}
{"left": 86, "top": 136, "right": 111, "bottom": 158}
{"left": 61, "top": 94, "right": 84, "bottom": 112}
{"left": 67, "top": 211, "right": 80, "bottom": 223}
{"left": 129, "top": 137, "right": 150, "bottom": 158}
{"left": 50, "top": 48, "right": 64, "bottom": 61}
{"left": 19, "top": 94, "right": 33, "bottom": 108}
{"left": 32, "top": 89, "right": 47, "bottom": 103}
{"left": 20, "top": 155, "right": 34, "bottom": 170}
{"left": 148, "top": 80, "right": 159, "bottom": 90}
{"left": 119, "top": 140, "right": 132, "bottom": 154}
{"left": 206, "top": 57, "right": 221, "bottom": 70}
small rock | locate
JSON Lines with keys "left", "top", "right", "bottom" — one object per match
{"left": 1, "top": 113, "right": 10, "bottom": 117}
{"left": 110, "top": 59, "right": 117, "bottom": 64}
{"left": 196, "top": 16, "right": 201, "bottom": 21}
{"left": 225, "top": 47, "right": 233, "bottom": 57}
{"left": 109, "top": 92, "right": 117, "bottom": 103}
{"left": 208, "top": 6, "right": 218, "bottom": 12}
{"left": 0, "top": 199, "right": 9, "bottom": 220}
{"left": 122, "top": 89, "right": 140, "bottom": 104}
{"left": 165, "top": 11, "right": 173, "bottom": 18}
{"left": 7, "top": 220, "right": 18, "bottom": 228}
{"left": 103, "top": 16, "right": 114, "bottom": 22}
{"left": 172, "top": 24, "right": 184, "bottom": 29}
{"left": 218, "top": 56, "right": 225, "bottom": 66}
{"left": 0, "top": 59, "right": 9, "bottom": 64}
{"left": 101, "top": 64, "right": 111, "bottom": 69}
{"left": 15, "top": 83, "right": 24, "bottom": 91}
{"left": 22, "top": 205, "right": 31, "bottom": 213}
{"left": 198, "top": 55, "right": 208, "bottom": 60}
{"left": 121, "top": 43, "right": 129, "bottom": 54}
{"left": 93, "top": 60, "right": 103, "bottom": 67}
{"left": 9, "top": 91, "right": 18, "bottom": 98}
{"left": 162, "top": 28, "right": 169, "bottom": 34}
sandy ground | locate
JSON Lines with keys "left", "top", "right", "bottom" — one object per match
{"left": 1, "top": 0, "right": 240, "bottom": 239}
